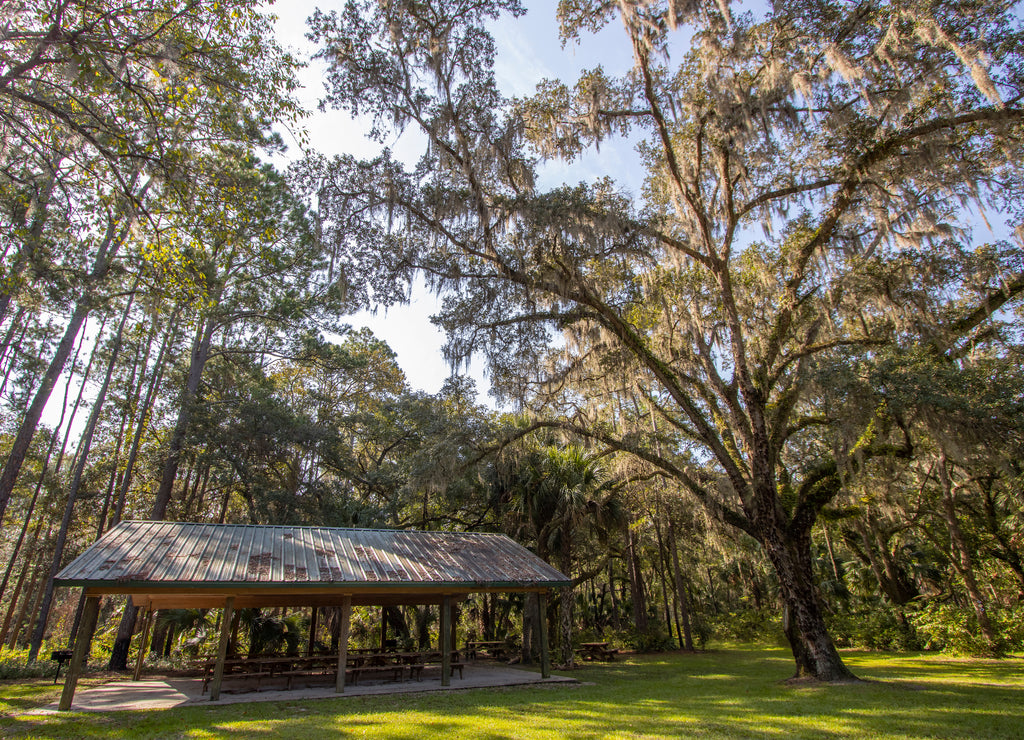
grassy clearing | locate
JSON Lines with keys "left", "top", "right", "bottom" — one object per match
{"left": 1, "top": 648, "right": 1021, "bottom": 739}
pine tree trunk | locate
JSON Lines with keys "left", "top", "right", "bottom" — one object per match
{"left": 0, "top": 521, "right": 42, "bottom": 649}
{"left": 108, "top": 604, "right": 138, "bottom": 671}
{"left": 0, "top": 307, "right": 28, "bottom": 384}
{"left": 0, "top": 189, "right": 143, "bottom": 524}
{"left": 96, "top": 322, "right": 150, "bottom": 535}
{"left": 228, "top": 609, "right": 242, "bottom": 658}
{"left": 108, "top": 311, "right": 169, "bottom": 676}
{"left": 8, "top": 564, "right": 43, "bottom": 650}
{"left": 112, "top": 308, "right": 178, "bottom": 525}
{"left": 22, "top": 561, "right": 49, "bottom": 651}
{"left": 0, "top": 300, "right": 92, "bottom": 525}
{"left": 150, "top": 618, "right": 169, "bottom": 657}
{"left": 0, "top": 169, "right": 58, "bottom": 327}
{"left": 163, "top": 624, "right": 175, "bottom": 657}
{"left": 152, "top": 314, "right": 216, "bottom": 519}
{"left": 28, "top": 288, "right": 136, "bottom": 662}
{"left": 0, "top": 441, "right": 54, "bottom": 614}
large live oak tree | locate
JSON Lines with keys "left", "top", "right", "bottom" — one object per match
{"left": 306, "top": 0, "right": 1024, "bottom": 680}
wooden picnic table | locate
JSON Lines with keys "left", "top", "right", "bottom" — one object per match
{"left": 200, "top": 654, "right": 340, "bottom": 690}
{"left": 578, "top": 642, "right": 619, "bottom": 661}
{"left": 199, "top": 649, "right": 466, "bottom": 692}
{"left": 466, "top": 640, "right": 512, "bottom": 660}
{"left": 341, "top": 650, "right": 464, "bottom": 682}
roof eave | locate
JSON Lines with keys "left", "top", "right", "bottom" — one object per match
{"left": 55, "top": 578, "right": 572, "bottom": 591}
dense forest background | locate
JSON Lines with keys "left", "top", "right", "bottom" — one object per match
{"left": 1, "top": 0, "right": 1022, "bottom": 681}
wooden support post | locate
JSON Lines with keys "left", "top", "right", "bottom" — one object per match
{"left": 209, "top": 597, "right": 234, "bottom": 702}
{"left": 306, "top": 606, "right": 319, "bottom": 656}
{"left": 538, "top": 590, "right": 551, "bottom": 679}
{"left": 380, "top": 606, "right": 387, "bottom": 651}
{"left": 132, "top": 609, "right": 154, "bottom": 681}
{"left": 59, "top": 594, "right": 100, "bottom": 711}
{"left": 335, "top": 596, "right": 351, "bottom": 693}
{"left": 441, "top": 595, "right": 452, "bottom": 687}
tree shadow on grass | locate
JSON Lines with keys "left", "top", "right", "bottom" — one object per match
{"left": 4, "top": 651, "right": 1022, "bottom": 739}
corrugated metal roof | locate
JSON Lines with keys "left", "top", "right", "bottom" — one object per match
{"left": 55, "top": 521, "right": 570, "bottom": 590}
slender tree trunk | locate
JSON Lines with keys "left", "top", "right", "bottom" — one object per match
{"left": 112, "top": 308, "right": 178, "bottom": 526}
{"left": 739, "top": 561, "right": 764, "bottom": 611}
{"left": 937, "top": 454, "right": 999, "bottom": 651}
{"left": 183, "top": 462, "right": 205, "bottom": 518}
{"left": 228, "top": 608, "right": 242, "bottom": 658}
{"left": 329, "top": 607, "right": 340, "bottom": 652}
{"left": 0, "top": 167, "right": 58, "bottom": 327}
{"left": 109, "top": 305, "right": 179, "bottom": 670}
{"left": 0, "top": 520, "right": 43, "bottom": 648}
{"left": 152, "top": 314, "right": 217, "bottom": 519}
{"left": 8, "top": 563, "right": 43, "bottom": 650}
{"left": 164, "top": 624, "right": 175, "bottom": 657}
{"left": 624, "top": 521, "right": 649, "bottom": 632}
{"left": 559, "top": 535, "right": 574, "bottom": 668}
{"left": 0, "top": 312, "right": 93, "bottom": 561}
{"left": 218, "top": 486, "right": 231, "bottom": 523}
{"left": 607, "top": 560, "right": 622, "bottom": 630}
{"left": 482, "top": 593, "right": 492, "bottom": 641}
{"left": 0, "top": 194, "right": 142, "bottom": 524}
{"left": 28, "top": 288, "right": 137, "bottom": 662}
{"left": 22, "top": 557, "right": 51, "bottom": 651}
{"left": 0, "top": 307, "right": 28, "bottom": 391}
{"left": 0, "top": 424, "right": 60, "bottom": 612}
{"left": 668, "top": 521, "right": 694, "bottom": 651}
{"left": 96, "top": 322, "right": 150, "bottom": 536}
{"left": 149, "top": 617, "right": 169, "bottom": 657}
{"left": 108, "top": 605, "right": 139, "bottom": 671}
{"left": 193, "top": 464, "right": 211, "bottom": 520}
{"left": 821, "top": 524, "right": 847, "bottom": 595}
{"left": 651, "top": 512, "right": 675, "bottom": 642}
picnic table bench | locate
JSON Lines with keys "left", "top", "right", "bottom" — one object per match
{"left": 578, "top": 642, "right": 619, "bottom": 661}
{"left": 465, "top": 640, "right": 514, "bottom": 661}
{"left": 199, "top": 658, "right": 276, "bottom": 693}
{"left": 346, "top": 663, "right": 405, "bottom": 684}
{"left": 197, "top": 649, "right": 465, "bottom": 692}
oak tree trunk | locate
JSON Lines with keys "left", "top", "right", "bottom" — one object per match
{"left": 762, "top": 525, "right": 856, "bottom": 681}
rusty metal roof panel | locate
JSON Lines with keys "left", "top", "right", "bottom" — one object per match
{"left": 56, "top": 521, "right": 570, "bottom": 590}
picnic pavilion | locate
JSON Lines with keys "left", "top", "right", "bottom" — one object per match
{"left": 53, "top": 520, "right": 570, "bottom": 710}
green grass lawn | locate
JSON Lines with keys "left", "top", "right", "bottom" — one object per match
{"left": 1, "top": 648, "right": 1022, "bottom": 739}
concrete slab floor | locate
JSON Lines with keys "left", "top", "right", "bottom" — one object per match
{"left": 31, "top": 665, "right": 578, "bottom": 714}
